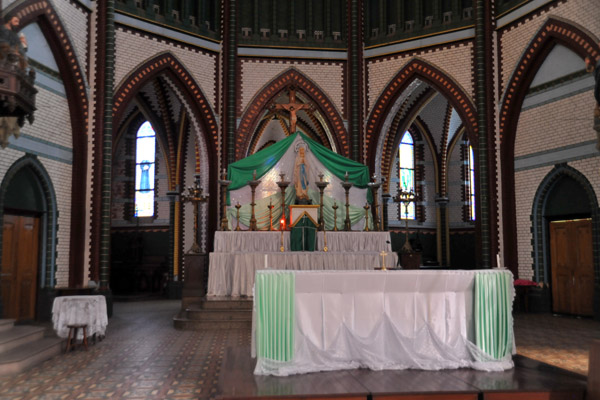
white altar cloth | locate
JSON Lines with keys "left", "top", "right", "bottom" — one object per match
{"left": 213, "top": 231, "right": 393, "bottom": 253}
{"left": 52, "top": 295, "right": 108, "bottom": 340}
{"left": 252, "top": 269, "right": 514, "bottom": 376}
{"left": 207, "top": 251, "right": 397, "bottom": 297}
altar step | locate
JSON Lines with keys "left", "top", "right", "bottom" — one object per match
{"left": 174, "top": 297, "right": 253, "bottom": 330}
{"left": 0, "top": 319, "right": 62, "bottom": 376}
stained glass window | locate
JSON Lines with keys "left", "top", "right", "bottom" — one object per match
{"left": 468, "top": 145, "right": 476, "bottom": 221}
{"left": 134, "top": 121, "right": 156, "bottom": 217}
{"left": 399, "top": 132, "right": 415, "bottom": 219}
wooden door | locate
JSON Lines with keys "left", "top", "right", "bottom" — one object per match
{"left": 1, "top": 214, "right": 39, "bottom": 320}
{"left": 550, "top": 219, "right": 594, "bottom": 316}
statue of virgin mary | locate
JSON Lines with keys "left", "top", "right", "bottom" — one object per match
{"left": 294, "top": 146, "right": 310, "bottom": 202}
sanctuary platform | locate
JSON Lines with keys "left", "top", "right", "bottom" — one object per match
{"left": 207, "top": 231, "right": 397, "bottom": 297}
{"left": 217, "top": 346, "right": 586, "bottom": 400}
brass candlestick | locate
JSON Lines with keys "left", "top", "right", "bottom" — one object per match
{"left": 181, "top": 174, "right": 209, "bottom": 253}
{"left": 234, "top": 202, "right": 242, "bottom": 231}
{"left": 367, "top": 174, "right": 382, "bottom": 231}
{"left": 276, "top": 173, "right": 290, "bottom": 230}
{"left": 380, "top": 250, "right": 388, "bottom": 271}
{"left": 394, "top": 189, "right": 418, "bottom": 252}
{"left": 332, "top": 201, "right": 339, "bottom": 231}
{"left": 363, "top": 203, "right": 370, "bottom": 232}
{"left": 340, "top": 171, "right": 354, "bottom": 231}
{"left": 267, "top": 199, "right": 275, "bottom": 231}
{"left": 315, "top": 174, "right": 329, "bottom": 231}
{"left": 219, "top": 168, "right": 231, "bottom": 231}
{"left": 248, "top": 170, "right": 261, "bottom": 231}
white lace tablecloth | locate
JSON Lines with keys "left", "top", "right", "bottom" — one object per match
{"left": 207, "top": 251, "right": 398, "bottom": 297}
{"left": 213, "top": 231, "right": 393, "bottom": 253}
{"left": 52, "top": 295, "right": 108, "bottom": 339}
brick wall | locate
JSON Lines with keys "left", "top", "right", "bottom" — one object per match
{"left": 239, "top": 59, "right": 345, "bottom": 117}
{"left": 50, "top": 0, "right": 89, "bottom": 75}
{"left": 366, "top": 42, "right": 474, "bottom": 115}
{"left": 114, "top": 27, "right": 218, "bottom": 110}
{"left": 447, "top": 139, "right": 465, "bottom": 225}
{"left": 499, "top": 0, "right": 600, "bottom": 94}
{"left": 0, "top": 85, "right": 74, "bottom": 288}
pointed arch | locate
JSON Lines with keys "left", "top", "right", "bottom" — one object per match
{"left": 5, "top": 0, "right": 90, "bottom": 286}
{"left": 365, "top": 58, "right": 478, "bottom": 172}
{"left": 500, "top": 17, "right": 600, "bottom": 272}
{"left": 236, "top": 68, "right": 348, "bottom": 160}
{"left": 531, "top": 164, "right": 599, "bottom": 293}
{"left": 0, "top": 155, "right": 58, "bottom": 292}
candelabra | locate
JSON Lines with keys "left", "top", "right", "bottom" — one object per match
{"left": 332, "top": 201, "right": 339, "bottom": 231}
{"left": 314, "top": 174, "right": 329, "bottom": 231}
{"left": 394, "top": 189, "right": 417, "bottom": 252}
{"left": 367, "top": 174, "right": 383, "bottom": 231}
{"left": 181, "top": 174, "right": 209, "bottom": 253}
{"left": 247, "top": 170, "right": 261, "bottom": 231}
{"left": 218, "top": 169, "right": 231, "bottom": 231}
{"left": 276, "top": 173, "right": 290, "bottom": 230}
{"left": 363, "top": 203, "right": 370, "bottom": 232}
{"left": 340, "top": 171, "right": 353, "bottom": 231}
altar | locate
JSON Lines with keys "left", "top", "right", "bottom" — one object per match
{"left": 207, "top": 231, "right": 397, "bottom": 297}
{"left": 251, "top": 269, "right": 515, "bottom": 376}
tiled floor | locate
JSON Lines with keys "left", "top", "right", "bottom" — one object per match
{"left": 0, "top": 300, "right": 594, "bottom": 400}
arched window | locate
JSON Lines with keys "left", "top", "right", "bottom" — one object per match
{"left": 134, "top": 121, "right": 156, "bottom": 217}
{"left": 399, "top": 132, "right": 415, "bottom": 219}
{"left": 467, "top": 145, "right": 476, "bottom": 221}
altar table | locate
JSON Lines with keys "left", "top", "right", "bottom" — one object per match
{"left": 251, "top": 269, "right": 514, "bottom": 376}
{"left": 208, "top": 231, "right": 397, "bottom": 297}
{"left": 52, "top": 295, "right": 108, "bottom": 340}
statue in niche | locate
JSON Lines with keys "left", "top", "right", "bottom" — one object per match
{"left": 294, "top": 146, "right": 311, "bottom": 204}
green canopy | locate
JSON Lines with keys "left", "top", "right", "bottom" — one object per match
{"left": 227, "top": 132, "right": 372, "bottom": 204}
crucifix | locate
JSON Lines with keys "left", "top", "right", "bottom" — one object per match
{"left": 269, "top": 85, "right": 314, "bottom": 133}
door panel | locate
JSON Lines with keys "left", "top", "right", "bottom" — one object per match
{"left": 1, "top": 215, "right": 39, "bottom": 320}
{"left": 550, "top": 219, "right": 594, "bottom": 316}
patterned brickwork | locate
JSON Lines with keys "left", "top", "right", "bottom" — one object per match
{"left": 447, "top": 137, "right": 466, "bottom": 225}
{"left": 499, "top": 0, "right": 600, "bottom": 94}
{"left": 50, "top": 0, "right": 90, "bottom": 75}
{"left": 515, "top": 91, "right": 595, "bottom": 157}
{"left": 367, "top": 42, "right": 475, "bottom": 114}
{"left": 514, "top": 166, "right": 553, "bottom": 280}
{"left": 114, "top": 27, "right": 218, "bottom": 110}
{"left": 240, "top": 59, "right": 345, "bottom": 118}
{"left": 366, "top": 58, "right": 478, "bottom": 172}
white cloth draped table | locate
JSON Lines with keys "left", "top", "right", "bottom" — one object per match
{"left": 213, "top": 231, "right": 393, "bottom": 253}
{"left": 252, "top": 269, "right": 515, "bottom": 376}
{"left": 52, "top": 295, "right": 108, "bottom": 340}
{"left": 208, "top": 231, "right": 397, "bottom": 297}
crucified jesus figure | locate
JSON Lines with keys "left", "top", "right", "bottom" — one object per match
{"left": 269, "top": 85, "right": 314, "bottom": 133}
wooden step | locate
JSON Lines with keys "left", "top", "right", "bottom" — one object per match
{"left": 0, "top": 319, "right": 15, "bottom": 332}
{"left": 186, "top": 297, "right": 253, "bottom": 310}
{"left": 0, "top": 325, "right": 45, "bottom": 355}
{"left": 185, "top": 308, "right": 251, "bottom": 321}
{"left": 0, "top": 337, "right": 62, "bottom": 376}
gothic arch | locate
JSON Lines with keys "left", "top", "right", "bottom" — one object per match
{"left": 0, "top": 155, "right": 58, "bottom": 292}
{"left": 531, "top": 164, "right": 600, "bottom": 291}
{"left": 236, "top": 68, "right": 348, "bottom": 160}
{"left": 365, "top": 58, "right": 478, "bottom": 173}
{"left": 6, "top": 0, "right": 90, "bottom": 285}
{"left": 500, "top": 17, "right": 600, "bottom": 272}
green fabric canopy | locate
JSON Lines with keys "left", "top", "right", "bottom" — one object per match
{"left": 227, "top": 132, "right": 372, "bottom": 204}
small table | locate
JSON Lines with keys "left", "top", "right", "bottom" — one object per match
{"left": 52, "top": 295, "right": 108, "bottom": 340}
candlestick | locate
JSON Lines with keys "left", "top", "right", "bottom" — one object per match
{"left": 219, "top": 168, "right": 231, "bottom": 231}
{"left": 234, "top": 202, "right": 242, "bottom": 231}
{"left": 363, "top": 203, "right": 370, "bottom": 232}
{"left": 380, "top": 250, "right": 388, "bottom": 271}
{"left": 247, "top": 174, "right": 262, "bottom": 231}
{"left": 315, "top": 173, "right": 329, "bottom": 231}
{"left": 323, "top": 229, "right": 328, "bottom": 252}
{"left": 267, "top": 199, "right": 275, "bottom": 231}
{"left": 332, "top": 201, "right": 339, "bottom": 231}
{"left": 340, "top": 176, "right": 354, "bottom": 231}
{"left": 277, "top": 173, "right": 291, "bottom": 230}
{"left": 180, "top": 174, "right": 209, "bottom": 253}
